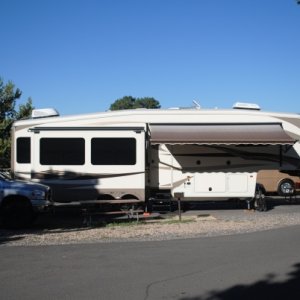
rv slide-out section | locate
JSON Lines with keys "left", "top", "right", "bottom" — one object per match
{"left": 13, "top": 126, "right": 146, "bottom": 202}
{"left": 149, "top": 145, "right": 257, "bottom": 200}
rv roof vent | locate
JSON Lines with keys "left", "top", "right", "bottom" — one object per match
{"left": 31, "top": 108, "right": 59, "bottom": 118}
{"left": 232, "top": 102, "right": 261, "bottom": 110}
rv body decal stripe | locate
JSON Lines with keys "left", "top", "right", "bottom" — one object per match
{"left": 154, "top": 162, "right": 272, "bottom": 172}
{"left": 210, "top": 146, "right": 299, "bottom": 165}
{"left": 20, "top": 171, "right": 145, "bottom": 181}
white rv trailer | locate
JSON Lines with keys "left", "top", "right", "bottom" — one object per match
{"left": 11, "top": 104, "right": 300, "bottom": 209}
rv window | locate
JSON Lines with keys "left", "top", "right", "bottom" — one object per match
{"left": 17, "top": 137, "right": 31, "bottom": 163}
{"left": 91, "top": 138, "right": 136, "bottom": 165}
{"left": 40, "top": 138, "right": 85, "bottom": 165}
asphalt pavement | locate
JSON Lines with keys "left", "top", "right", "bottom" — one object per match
{"left": 1, "top": 223, "right": 300, "bottom": 300}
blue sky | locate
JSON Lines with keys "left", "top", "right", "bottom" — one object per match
{"left": 1, "top": 0, "right": 300, "bottom": 116}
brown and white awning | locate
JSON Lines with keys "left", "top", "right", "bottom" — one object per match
{"left": 149, "top": 123, "right": 296, "bottom": 145}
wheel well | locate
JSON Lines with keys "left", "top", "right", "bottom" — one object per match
{"left": 278, "top": 178, "right": 295, "bottom": 186}
{"left": 121, "top": 194, "right": 139, "bottom": 200}
{"left": 97, "top": 194, "right": 115, "bottom": 200}
{"left": 1, "top": 195, "right": 31, "bottom": 208}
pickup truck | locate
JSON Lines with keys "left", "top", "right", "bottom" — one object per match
{"left": 0, "top": 171, "right": 52, "bottom": 228}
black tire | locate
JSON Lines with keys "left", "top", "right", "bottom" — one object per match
{"left": 254, "top": 186, "right": 267, "bottom": 212}
{"left": 277, "top": 179, "right": 295, "bottom": 196}
{"left": 255, "top": 197, "right": 267, "bottom": 212}
{"left": 1, "top": 199, "right": 35, "bottom": 229}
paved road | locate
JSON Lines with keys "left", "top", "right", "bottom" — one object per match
{"left": 1, "top": 224, "right": 300, "bottom": 300}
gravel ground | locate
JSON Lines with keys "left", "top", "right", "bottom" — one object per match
{"left": 1, "top": 198, "right": 300, "bottom": 247}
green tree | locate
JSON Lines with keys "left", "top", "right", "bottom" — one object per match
{"left": 0, "top": 78, "right": 34, "bottom": 168}
{"left": 109, "top": 96, "right": 161, "bottom": 110}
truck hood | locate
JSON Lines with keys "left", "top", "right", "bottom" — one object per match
{"left": 4, "top": 180, "right": 49, "bottom": 191}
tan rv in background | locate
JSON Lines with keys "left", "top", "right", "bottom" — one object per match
{"left": 257, "top": 170, "right": 300, "bottom": 196}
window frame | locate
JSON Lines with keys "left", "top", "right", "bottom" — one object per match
{"left": 16, "top": 137, "right": 31, "bottom": 164}
{"left": 91, "top": 137, "right": 136, "bottom": 166}
{"left": 40, "top": 137, "right": 85, "bottom": 165}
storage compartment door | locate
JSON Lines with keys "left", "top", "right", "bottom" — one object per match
{"left": 194, "top": 173, "right": 226, "bottom": 193}
{"left": 227, "top": 174, "right": 248, "bottom": 193}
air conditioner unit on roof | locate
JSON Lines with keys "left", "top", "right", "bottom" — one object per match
{"left": 31, "top": 108, "right": 59, "bottom": 118}
{"left": 233, "top": 102, "right": 261, "bottom": 110}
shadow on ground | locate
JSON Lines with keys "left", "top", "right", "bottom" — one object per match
{"left": 154, "top": 196, "right": 300, "bottom": 213}
{"left": 0, "top": 205, "right": 160, "bottom": 245}
{"left": 180, "top": 263, "right": 300, "bottom": 300}
{"left": 0, "top": 207, "right": 90, "bottom": 245}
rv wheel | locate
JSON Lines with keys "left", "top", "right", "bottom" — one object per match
{"left": 277, "top": 179, "right": 295, "bottom": 196}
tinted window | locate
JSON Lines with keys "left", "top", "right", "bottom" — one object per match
{"left": 17, "top": 137, "right": 31, "bottom": 163}
{"left": 91, "top": 138, "right": 136, "bottom": 165}
{"left": 40, "top": 138, "right": 85, "bottom": 165}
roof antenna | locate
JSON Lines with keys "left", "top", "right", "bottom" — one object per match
{"left": 193, "top": 100, "right": 201, "bottom": 109}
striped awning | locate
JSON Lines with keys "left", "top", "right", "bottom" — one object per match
{"left": 149, "top": 123, "right": 295, "bottom": 145}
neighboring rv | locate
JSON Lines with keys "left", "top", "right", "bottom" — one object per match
{"left": 10, "top": 103, "right": 300, "bottom": 210}
{"left": 257, "top": 170, "right": 300, "bottom": 196}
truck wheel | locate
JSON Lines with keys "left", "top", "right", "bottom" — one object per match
{"left": 277, "top": 179, "right": 295, "bottom": 196}
{"left": 1, "top": 200, "right": 35, "bottom": 229}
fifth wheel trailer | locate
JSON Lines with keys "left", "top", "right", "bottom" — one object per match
{"left": 11, "top": 103, "right": 300, "bottom": 211}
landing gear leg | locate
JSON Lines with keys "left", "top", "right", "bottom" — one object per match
{"left": 246, "top": 199, "right": 252, "bottom": 210}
